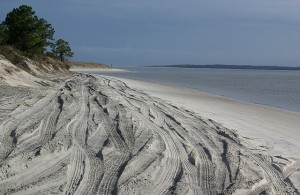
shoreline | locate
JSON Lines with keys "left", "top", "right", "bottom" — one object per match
{"left": 72, "top": 68, "right": 300, "bottom": 113}
{"left": 102, "top": 74, "right": 300, "bottom": 115}
{"left": 103, "top": 76, "right": 300, "bottom": 159}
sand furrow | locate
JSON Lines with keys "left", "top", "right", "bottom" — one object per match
{"left": 251, "top": 154, "right": 292, "bottom": 194}
{"left": 101, "top": 80, "right": 184, "bottom": 194}
{"left": 64, "top": 146, "right": 85, "bottom": 194}
{"left": 123, "top": 110, "right": 181, "bottom": 194}
{"left": 64, "top": 80, "right": 105, "bottom": 194}
{"left": 0, "top": 92, "right": 57, "bottom": 160}
{"left": 283, "top": 160, "right": 300, "bottom": 179}
{"left": 0, "top": 152, "right": 69, "bottom": 194}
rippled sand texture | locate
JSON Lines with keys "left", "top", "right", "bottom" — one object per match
{"left": 0, "top": 74, "right": 299, "bottom": 194}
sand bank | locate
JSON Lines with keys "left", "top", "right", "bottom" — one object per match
{"left": 112, "top": 77, "right": 300, "bottom": 159}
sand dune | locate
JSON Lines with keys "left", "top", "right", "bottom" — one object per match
{"left": 0, "top": 57, "right": 51, "bottom": 87}
{"left": 0, "top": 74, "right": 299, "bottom": 194}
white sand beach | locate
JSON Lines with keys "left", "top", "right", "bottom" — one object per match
{"left": 114, "top": 77, "right": 300, "bottom": 159}
{"left": 0, "top": 65, "right": 299, "bottom": 194}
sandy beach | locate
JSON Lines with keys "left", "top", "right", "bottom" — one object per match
{"left": 0, "top": 68, "right": 299, "bottom": 194}
{"left": 113, "top": 77, "right": 300, "bottom": 159}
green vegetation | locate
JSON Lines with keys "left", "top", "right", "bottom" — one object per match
{"left": 51, "top": 39, "right": 74, "bottom": 62}
{"left": 0, "top": 45, "right": 71, "bottom": 74}
{"left": 0, "top": 5, "right": 73, "bottom": 61}
{"left": 0, "top": 23, "right": 8, "bottom": 45}
{"left": 67, "top": 61, "right": 109, "bottom": 68}
{"left": 2, "top": 5, "right": 54, "bottom": 54}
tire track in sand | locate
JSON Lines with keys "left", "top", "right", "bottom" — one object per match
{"left": 0, "top": 74, "right": 299, "bottom": 194}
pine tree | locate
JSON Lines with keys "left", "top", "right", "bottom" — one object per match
{"left": 51, "top": 39, "right": 74, "bottom": 62}
{"left": 2, "top": 5, "right": 54, "bottom": 54}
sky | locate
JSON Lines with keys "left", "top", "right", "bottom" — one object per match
{"left": 1, "top": 0, "right": 300, "bottom": 66}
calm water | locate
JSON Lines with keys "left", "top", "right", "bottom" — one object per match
{"left": 90, "top": 67, "right": 300, "bottom": 113}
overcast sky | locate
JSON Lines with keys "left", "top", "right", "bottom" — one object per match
{"left": 1, "top": 0, "right": 300, "bottom": 66}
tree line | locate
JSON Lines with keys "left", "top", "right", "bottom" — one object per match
{"left": 0, "top": 5, "right": 73, "bottom": 62}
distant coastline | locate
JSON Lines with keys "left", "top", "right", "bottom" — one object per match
{"left": 150, "top": 64, "right": 300, "bottom": 71}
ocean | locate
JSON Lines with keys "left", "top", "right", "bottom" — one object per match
{"left": 89, "top": 67, "right": 300, "bottom": 113}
